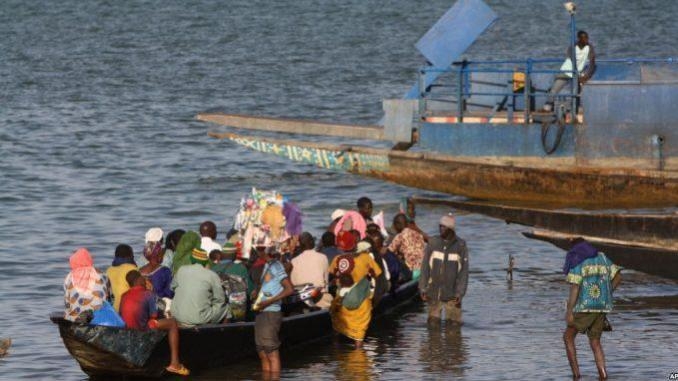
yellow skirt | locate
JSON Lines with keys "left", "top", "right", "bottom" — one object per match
{"left": 330, "top": 296, "right": 373, "bottom": 341}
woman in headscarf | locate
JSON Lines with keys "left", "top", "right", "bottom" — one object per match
{"left": 163, "top": 229, "right": 185, "bottom": 270}
{"left": 171, "top": 231, "right": 201, "bottom": 276}
{"left": 139, "top": 241, "right": 174, "bottom": 299}
{"left": 329, "top": 240, "right": 382, "bottom": 348}
{"left": 64, "top": 248, "right": 110, "bottom": 322}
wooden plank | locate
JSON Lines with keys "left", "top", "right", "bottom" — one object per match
{"left": 411, "top": 197, "right": 678, "bottom": 248}
{"left": 197, "top": 113, "right": 385, "bottom": 140}
{"left": 523, "top": 229, "right": 678, "bottom": 280}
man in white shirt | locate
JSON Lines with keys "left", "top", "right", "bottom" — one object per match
{"left": 200, "top": 221, "right": 223, "bottom": 254}
{"left": 544, "top": 30, "right": 596, "bottom": 111}
{"left": 290, "top": 232, "right": 332, "bottom": 308}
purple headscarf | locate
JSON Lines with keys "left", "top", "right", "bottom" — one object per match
{"left": 563, "top": 240, "right": 598, "bottom": 274}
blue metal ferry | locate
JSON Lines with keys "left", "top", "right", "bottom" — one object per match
{"left": 199, "top": 0, "right": 678, "bottom": 277}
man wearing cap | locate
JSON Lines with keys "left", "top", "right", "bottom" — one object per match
{"left": 327, "top": 209, "right": 346, "bottom": 233}
{"left": 170, "top": 247, "right": 229, "bottom": 326}
{"left": 419, "top": 214, "right": 469, "bottom": 323}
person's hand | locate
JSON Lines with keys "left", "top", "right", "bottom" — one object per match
{"left": 420, "top": 292, "right": 428, "bottom": 301}
{"left": 566, "top": 311, "right": 574, "bottom": 326}
{"left": 258, "top": 299, "right": 273, "bottom": 310}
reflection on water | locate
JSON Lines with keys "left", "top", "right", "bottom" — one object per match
{"left": 420, "top": 322, "right": 468, "bottom": 377}
{"left": 335, "top": 348, "right": 375, "bottom": 381}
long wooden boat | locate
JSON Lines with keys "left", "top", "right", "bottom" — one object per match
{"left": 207, "top": 131, "right": 678, "bottom": 209}
{"left": 523, "top": 229, "right": 678, "bottom": 280}
{"left": 51, "top": 280, "right": 420, "bottom": 378}
{"left": 411, "top": 197, "right": 678, "bottom": 279}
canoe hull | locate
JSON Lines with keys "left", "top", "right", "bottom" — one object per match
{"left": 52, "top": 281, "right": 419, "bottom": 378}
{"left": 524, "top": 230, "right": 678, "bottom": 280}
{"left": 213, "top": 132, "right": 678, "bottom": 209}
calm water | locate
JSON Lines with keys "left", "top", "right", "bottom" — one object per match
{"left": 1, "top": 0, "right": 678, "bottom": 379}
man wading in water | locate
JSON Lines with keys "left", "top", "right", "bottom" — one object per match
{"left": 419, "top": 214, "right": 469, "bottom": 323}
{"left": 563, "top": 238, "right": 621, "bottom": 379}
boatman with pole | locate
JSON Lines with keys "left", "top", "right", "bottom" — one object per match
{"left": 419, "top": 213, "right": 469, "bottom": 323}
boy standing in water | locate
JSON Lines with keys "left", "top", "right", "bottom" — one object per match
{"left": 252, "top": 246, "right": 294, "bottom": 376}
{"left": 563, "top": 238, "right": 621, "bottom": 380}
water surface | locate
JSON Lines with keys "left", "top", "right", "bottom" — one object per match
{"left": 2, "top": 0, "right": 678, "bottom": 379}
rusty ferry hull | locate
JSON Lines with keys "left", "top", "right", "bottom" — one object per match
{"left": 209, "top": 132, "right": 678, "bottom": 209}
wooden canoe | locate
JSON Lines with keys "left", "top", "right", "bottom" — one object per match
{"left": 209, "top": 131, "right": 678, "bottom": 209}
{"left": 51, "top": 280, "right": 420, "bottom": 378}
{"left": 523, "top": 229, "right": 678, "bottom": 279}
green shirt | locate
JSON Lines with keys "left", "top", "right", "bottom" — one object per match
{"left": 170, "top": 264, "right": 227, "bottom": 325}
{"left": 211, "top": 261, "right": 254, "bottom": 295}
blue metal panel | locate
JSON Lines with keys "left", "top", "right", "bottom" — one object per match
{"left": 591, "top": 63, "right": 640, "bottom": 82}
{"left": 582, "top": 83, "right": 678, "bottom": 159}
{"left": 404, "top": 70, "right": 444, "bottom": 99}
{"left": 415, "top": 0, "right": 498, "bottom": 68}
{"left": 403, "top": 0, "right": 497, "bottom": 99}
{"left": 419, "top": 122, "right": 575, "bottom": 157}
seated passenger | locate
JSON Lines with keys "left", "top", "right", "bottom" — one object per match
{"left": 210, "top": 244, "right": 254, "bottom": 295}
{"left": 366, "top": 233, "right": 392, "bottom": 287}
{"left": 64, "top": 248, "right": 110, "bottom": 322}
{"left": 171, "top": 231, "right": 201, "bottom": 276}
{"left": 106, "top": 244, "right": 137, "bottom": 312}
{"left": 357, "top": 197, "right": 374, "bottom": 224}
{"left": 139, "top": 241, "right": 174, "bottom": 299}
{"left": 200, "top": 221, "right": 223, "bottom": 254}
{"left": 327, "top": 209, "right": 345, "bottom": 233}
{"left": 170, "top": 248, "right": 229, "bottom": 326}
{"left": 163, "top": 229, "right": 185, "bottom": 270}
{"left": 209, "top": 247, "right": 252, "bottom": 322}
{"left": 388, "top": 213, "right": 426, "bottom": 277}
{"left": 120, "top": 270, "right": 189, "bottom": 376}
{"left": 140, "top": 227, "right": 164, "bottom": 266}
{"left": 290, "top": 232, "right": 332, "bottom": 308}
{"left": 319, "top": 231, "right": 341, "bottom": 263}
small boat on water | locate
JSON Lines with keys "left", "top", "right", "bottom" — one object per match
{"left": 50, "top": 280, "right": 420, "bottom": 378}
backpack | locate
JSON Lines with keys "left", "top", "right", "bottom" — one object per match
{"left": 219, "top": 265, "right": 249, "bottom": 321}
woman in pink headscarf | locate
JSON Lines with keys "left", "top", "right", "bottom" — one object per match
{"left": 63, "top": 248, "right": 110, "bottom": 322}
{"left": 333, "top": 211, "right": 367, "bottom": 240}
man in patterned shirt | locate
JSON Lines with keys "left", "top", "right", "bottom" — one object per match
{"left": 563, "top": 238, "right": 621, "bottom": 380}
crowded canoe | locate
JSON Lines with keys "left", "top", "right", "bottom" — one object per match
{"left": 60, "top": 189, "right": 466, "bottom": 377}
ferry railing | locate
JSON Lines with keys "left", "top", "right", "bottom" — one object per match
{"left": 418, "top": 57, "right": 678, "bottom": 125}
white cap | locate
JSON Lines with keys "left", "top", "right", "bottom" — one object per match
{"left": 356, "top": 241, "right": 372, "bottom": 253}
{"left": 331, "top": 209, "right": 346, "bottom": 221}
{"left": 145, "top": 227, "right": 164, "bottom": 243}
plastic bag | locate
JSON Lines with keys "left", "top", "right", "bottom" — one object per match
{"left": 90, "top": 301, "right": 125, "bottom": 327}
